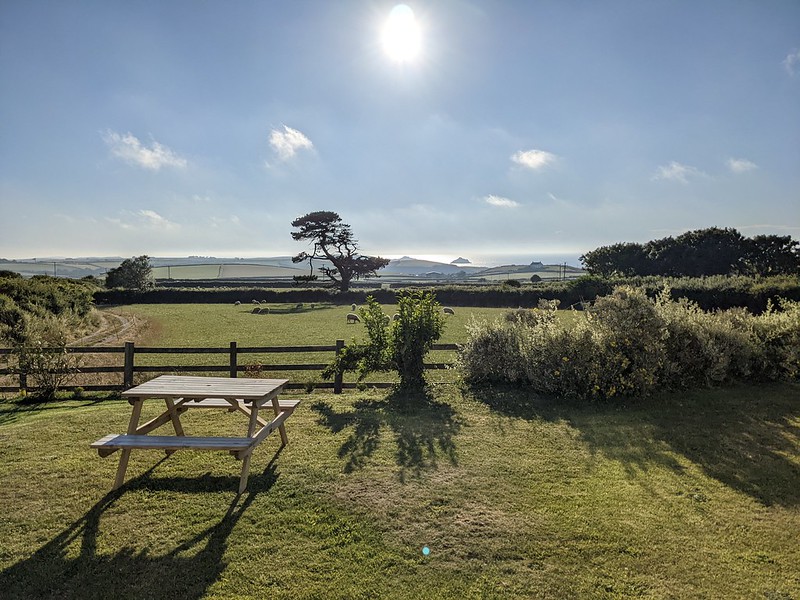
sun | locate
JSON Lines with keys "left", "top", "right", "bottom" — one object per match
{"left": 381, "top": 4, "right": 422, "bottom": 63}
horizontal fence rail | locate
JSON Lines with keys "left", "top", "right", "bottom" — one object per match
{"left": 0, "top": 341, "right": 459, "bottom": 395}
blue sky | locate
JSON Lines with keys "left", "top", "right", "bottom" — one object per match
{"left": 1, "top": 0, "right": 798, "bottom": 266}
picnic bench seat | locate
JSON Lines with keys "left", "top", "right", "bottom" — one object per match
{"left": 92, "top": 434, "right": 254, "bottom": 454}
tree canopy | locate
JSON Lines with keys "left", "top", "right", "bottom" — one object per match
{"left": 581, "top": 228, "right": 800, "bottom": 277}
{"left": 105, "top": 255, "right": 154, "bottom": 290}
{"left": 290, "top": 211, "right": 389, "bottom": 292}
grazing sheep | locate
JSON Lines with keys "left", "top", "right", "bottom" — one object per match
{"left": 252, "top": 300, "right": 259, "bottom": 305}
{"left": 261, "top": 300, "right": 268, "bottom": 304}
{"left": 261, "top": 306, "right": 270, "bottom": 314}
{"left": 392, "top": 313, "right": 401, "bottom": 321}
{"left": 346, "top": 312, "right": 361, "bottom": 324}
{"left": 351, "top": 303, "right": 357, "bottom": 311}
{"left": 443, "top": 307, "right": 455, "bottom": 315}
{"left": 252, "top": 307, "right": 261, "bottom": 314}
{"left": 234, "top": 300, "right": 241, "bottom": 306}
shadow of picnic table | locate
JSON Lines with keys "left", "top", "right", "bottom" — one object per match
{"left": 312, "top": 388, "right": 462, "bottom": 482}
{"left": 0, "top": 455, "right": 280, "bottom": 600}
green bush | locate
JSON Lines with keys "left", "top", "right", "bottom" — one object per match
{"left": 324, "top": 291, "right": 445, "bottom": 392}
{"left": 0, "top": 294, "right": 27, "bottom": 344}
{"left": 750, "top": 298, "right": 800, "bottom": 380}
{"left": 12, "top": 315, "right": 81, "bottom": 399}
{"left": 459, "top": 286, "right": 800, "bottom": 401}
{"left": 0, "top": 274, "right": 95, "bottom": 320}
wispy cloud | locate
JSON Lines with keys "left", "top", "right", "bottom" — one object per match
{"left": 511, "top": 148, "right": 557, "bottom": 170}
{"left": 269, "top": 125, "right": 314, "bottom": 161}
{"left": 652, "top": 161, "right": 706, "bottom": 184}
{"left": 727, "top": 157, "right": 758, "bottom": 173}
{"left": 106, "top": 209, "right": 178, "bottom": 231}
{"left": 484, "top": 195, "right": 519, "bottom": 208}
{"left": 138, "top": 209, "right": 177, "bottom": 230}
{"left": 102, "top": 130, "right": 187, "bottom": 170}
{"left": 783, "top": 49, "right": 800, "bottom": 76}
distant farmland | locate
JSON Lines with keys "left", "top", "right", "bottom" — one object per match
{"left": 149, "top": 262, "right": 586, "bottom": 283}
{"left": 151, "top": 263, "right": 306, "bottom": 280}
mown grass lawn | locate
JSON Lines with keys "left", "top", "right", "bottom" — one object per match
{"left": 0, "top": 382, "right": 798, "bottom": 599}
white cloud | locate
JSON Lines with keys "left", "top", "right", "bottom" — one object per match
{"left": 511, "top": 148, "right": 557, "bottom": 170}
{"left": 106, "top": 209, "right": 178, "bottom": 231}
{"left": 727, "top": 157, "right": 758, "bottom": 173}
{"left": 138, "top": 209, "right": 177, "bottom": 230}
{"left": 783, "top": 49, "right": 800, "bottom": 76}
{"left": 652, "top": 161, "right": 706, "bottom": 184}
{"left": 269, "top": 125, "right": 314, "bottom": 161}
{"left": 484, "top": 195, "right": 520, "bottom": 208}
{"left": 102, "top": 130, "right": 187, "bottom": 170}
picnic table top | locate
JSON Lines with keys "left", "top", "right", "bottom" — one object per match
{"left": 121, "top": 375, "right": 289, "bottom": 401}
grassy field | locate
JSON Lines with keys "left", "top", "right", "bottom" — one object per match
{"left": 0, "top": 382, "right": 798, "bottom": 599}
{"left": 150, "top": 264, "right": 305, "bottom": 280}
{"left": 105, "top": 303, "right": 568, "bottom": 387}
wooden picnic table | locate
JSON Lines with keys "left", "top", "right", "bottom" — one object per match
{"left": 91, "top": 375, "right": 298, "bottom": 493}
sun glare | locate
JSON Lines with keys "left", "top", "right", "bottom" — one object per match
{"left": 382, "top": 4, "right": 421, "bottom": 63}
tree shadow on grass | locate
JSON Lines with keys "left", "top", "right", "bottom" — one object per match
{"left": 466, "top": 381, "right": 800, "bottom": 507}
{"left": 312, "top": 388, "right": 462, "bottom": 482}
{"left": 0, "top": 453, "right": 281, "bottom": 600}
{"left": 639, "top": 384, "right": 800, "bottom": 508}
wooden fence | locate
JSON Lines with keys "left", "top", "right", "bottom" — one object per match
{"left": 0, "top": 341, "right": 459, "bottom": 395}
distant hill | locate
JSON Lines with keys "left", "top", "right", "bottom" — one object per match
{"left": 381, "top": 258, "right": 484, "bottom": 276}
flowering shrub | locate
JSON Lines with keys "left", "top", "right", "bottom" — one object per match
{"left": 458, "top": 285, "right": 800, "bottom": 401}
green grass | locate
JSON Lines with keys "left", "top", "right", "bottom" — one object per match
{"left": 0, "top": 383, "right": 798, "bottom": 598}
{"left": 108, "top": 303, "right": 579, "bottom": 386}
{"left": 119, "top": 303, "right": 521, "bottom": 346}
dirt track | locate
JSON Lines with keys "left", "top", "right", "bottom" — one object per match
{"left": 72, "top": 311, "right": 140, "bottom": 346}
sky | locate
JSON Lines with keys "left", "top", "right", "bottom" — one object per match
{"left": 1, "top": 0, "right": 799, "bottom": 267}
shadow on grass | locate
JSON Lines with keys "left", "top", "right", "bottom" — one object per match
{"left": 312, "top": 388, "right": 462, "bottom": 481}
{"left": 0, "top": 396, "right": 109, "bottom": 426}
{"left": 0, "top": 453, "right": 281, "bottom": 600}
{"left": 243, "top": 303, "right": 334, "bottom": 316}
{"left": 466, "top": 381, "right": 800, "bottom": 507}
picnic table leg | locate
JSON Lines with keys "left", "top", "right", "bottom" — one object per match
{"left": 164, "top": 397, "right": 186, "bottom": 456}
{"left": 113, "top": 397, "right": 144, "bottom": 490}
{"left": 272, "top": 396, "right": 289, "bottom": 446}
{"left": 238, "top": 403, "right": 260, "bottom": 494}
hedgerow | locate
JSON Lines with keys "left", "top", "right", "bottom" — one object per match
{"left": 93, "top": 275, "right": 799, "bottom": 312}
{"left": 458, "top": 286, "right": 800, "bottom": 401}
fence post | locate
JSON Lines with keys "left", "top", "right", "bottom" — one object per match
{"left": 123, "top": 342, "right": 135, "bottom": 389}
{"left": 229, "top": 341, "right": 238, "bottom": 378}
{"left": 334, "top": 339, "right": 344, "bottom": 394}
{"left": 19, "top": 368, "right": 27, "bottom": 396}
